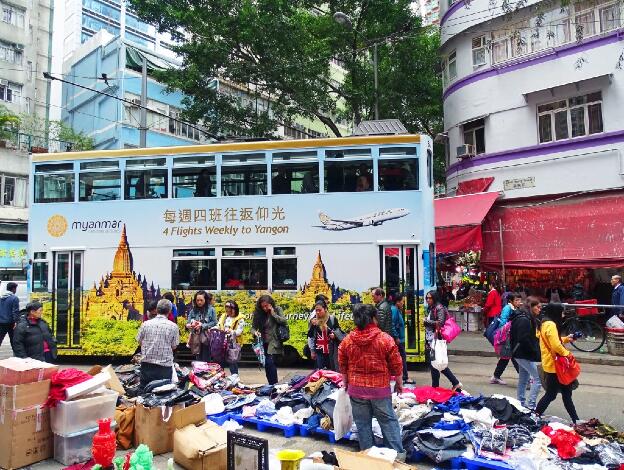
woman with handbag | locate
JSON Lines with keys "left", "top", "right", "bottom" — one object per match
{"left": 535, "top": 303, "right": 580, "bottom": 423}
{"left": 307, "top": 300, "right": 342, "bottom": 371}
{"left": 185, "top": 291, "right": 217, "bottom": 361}
{"left": 251, "top": 294, "right": 287, "bottom": 385}
{"left": 218, "top": 300, "right": 245, "bottom": 375}
{"left": 424, "top": 290, "right": 463, "bottom": 391}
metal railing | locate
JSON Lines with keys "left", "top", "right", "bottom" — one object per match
{"left": 0, "top": 130, "right": 76, "bottom": 153}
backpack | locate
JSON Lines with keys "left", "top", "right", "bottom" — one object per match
{"left": 494, "top": 321, "right": 513, "bottom": 358}
{"left": 484, "top": 316, "right": 500, "bottom": 346}
{"left": 277, "top": 323, "right": 290, "bottom": 342}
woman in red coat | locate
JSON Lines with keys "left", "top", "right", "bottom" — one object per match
{"left": 483, "top": 283, "right": 502, "bottom": 327}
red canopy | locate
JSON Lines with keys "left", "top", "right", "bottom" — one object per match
{"left": 435, "top": 192, "right": 499, "bottom": 254}
{"left": 456, "top": 177, "right": 495, "bottom": 196}
{"left": 481, "top": 191, "right": 624, "bottom": 269}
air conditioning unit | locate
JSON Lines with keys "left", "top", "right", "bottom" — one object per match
{"left": 130, "top": 98, "right": 141, "bottom": 106}
{"left": 457, "top": 144, "right": 476, "bottom": 159}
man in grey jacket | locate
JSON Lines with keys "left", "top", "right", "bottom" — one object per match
{"left": 0, "top": 282, "right": 20, "bottom": 349}
{"left": 372, "top": 288, "right": 393, "bottom": 336}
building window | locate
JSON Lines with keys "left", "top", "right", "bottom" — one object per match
{"left": 172, "top": 256, "right": 217, "bottom": 290}
{"left": 34, "top": 163, "right": 75, "bottom": 204}
{"left": 81, "top": 13, "right": 120, "bottom": 36}
{"left": 462, "top": 119, "right": 486, "bottom": 154}
{"left": 472, "top": 36, "right": 487, "bottom": 67}
{"left": 172, "top": 156, "right": 217, "bottom": 198}
{"left": 168, "top": 110, "right": 201, "bottom": 141}
{"left": 124, "top": 158, "right": 167, "bottom": 200}
{"left": 443, "top": 50, "right": 457, "bottom": 86}
{"left": 0, "top": 81, "right": 21, "bottom": 103}
{"left": 221, "top": 153, "right": 267, "bottom": 196}
{"left": 1, "top": 174, "right": 27, "bottom": 207}
{"left": 271, "top": 151, "right": 319, "bottom": 194}
{"left": 81, "top": 0, "right": 121, "bottom": 21}
{"left": 222, "top": 248, "right": 267, "bottom": 290}
{"left": 32, "top": 252, "right": 48, "bottom": 292}
{"left": 377, "top": 147, "right": 418, "bottom": 191}
{"left": 0, "top": 41, "right": 23, "bottom": 64}
{"left": 537, "top": 92, "right": 603, "bottom": 143}
{"left": 2, "top": 3, "right": 25, "bottom": 28}
{"left": 600, "top": 3, "right": 621, "bottom": 31}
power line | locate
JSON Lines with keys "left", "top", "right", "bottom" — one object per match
{"left": 0, "top": 66, "right": 141, "bottom": 80}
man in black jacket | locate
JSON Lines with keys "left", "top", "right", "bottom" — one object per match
{"left": 372, "top": 288, "right": 393, "bottom": 336}
{"left": 510, "top": 297, "right": 542, "bottom": 410}
{"left": 13, "top": 302, "right": 57, "bottom": 362}
{"left": 0, "top": 282, "right": 20, "bottom": 350}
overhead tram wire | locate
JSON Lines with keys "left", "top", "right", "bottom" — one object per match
{"left": 42, "top": 72, "right": 220, "bottom": 141}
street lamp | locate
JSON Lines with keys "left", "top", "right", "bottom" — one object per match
{"left": 333, "top": 11, "right": 379, "bottom": 120}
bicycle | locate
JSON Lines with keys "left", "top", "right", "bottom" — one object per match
{"left": 561, "top": 306, "right": 606, "bottom": 353}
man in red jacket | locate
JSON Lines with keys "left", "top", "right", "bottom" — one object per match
{"left": 483, "top": 283, "right": 502, "bottom": 327}
{"left": 338, "top": 304, "right": 405, "bottom": 458}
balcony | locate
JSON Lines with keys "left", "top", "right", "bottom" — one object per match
{"left": 0, "top": 130, "right": 77, "bottom": 153}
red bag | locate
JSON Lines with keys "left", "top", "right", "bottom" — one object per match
{"left": 540, "top": 330, "right": 581, "bottom": 386}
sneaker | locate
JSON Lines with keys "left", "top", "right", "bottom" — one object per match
{"left": 490, "top": 376, "right": 507, "bottom": 385}
{"left": 452, "top": 382, "right": 463, "bottom": 392}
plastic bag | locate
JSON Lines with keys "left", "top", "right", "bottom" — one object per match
{"left": 480, "top": 427, "right": 508, "bottom": 455}
{"left": 441, "top": 316, "right": 461, "bottom": 343}
{"left": 430, "top": 339, "right": 449, "bottom": 371}
{"left": 332, "top": 388, "right": 353, "bottom": 440}
{"left": 253, "top": 338, "right": 266, "bottom": 366}
{"left": 606, "top": 315, "right": 624, "bottom": 329}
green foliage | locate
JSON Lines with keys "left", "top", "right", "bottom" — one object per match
{"left": 0, "top": 104, "right": 20, "bottom": 140}
{"left": 81, "top": 318, "right": 141, "bottom": 356}
{"left": 127, "top": 0, "right": 442, "bottom": 141}
{"left": 18, "top": 114, "right": 95, "bottom": 151}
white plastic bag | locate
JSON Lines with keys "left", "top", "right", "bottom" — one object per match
{"left": 606, "top": 315, "right": 624, "bottom": 329}
{"left": 431, "top": 339, "right": 449, "bottom": 371}
{"left": 332, "top": 388, "right": 353, "bottom": 440}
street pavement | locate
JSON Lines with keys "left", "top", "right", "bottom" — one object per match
{"left": 2, "top": 334, "right": 623, "bottom": 469}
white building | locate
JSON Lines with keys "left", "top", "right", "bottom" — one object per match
{"left": 418, "top": 0, "right": 441, "bottom": 26}
{"left": 438, "top": 0, "right": 624, "bottom": 297}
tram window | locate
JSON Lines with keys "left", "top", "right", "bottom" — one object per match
{"left": 427, "top": 149, "right": 433, "bottom": 188}
{"left": 32, "top": 261, "right": 48, "bottom": 292}
{"left": 222, "top": 248, "right": 266, "bottom": 257}
{"left": 378, "top": 159, "right": 418, "bottom": 191}
{"left": 34, "top": 173, "right": 75, "bottom": 203}
{"left": 172, "top": 167, "right": 216, "bottom": 198}
{"left": 173, "top": 248, "right": 215, "bottom": 257}
{"left": 221, "top": 259, "right": 268, "bottom": 290}
{"left": 271, "top": 162, "right": 319, "bottom": 194}
{"left": 79, "top": 172, "right": 121, "bottom": 201}
{"left": 172, "top": 259, "right": 217, "bottom": 290}
{"left": 0, "top": 269, "right": 26, "bottom": 281}
{"left": 274, "top": 247, "right": 296, "bottom": 256}
{"left": 221, "top": 165, "right": 266, "bottom": 196}
{"left": 80, "top": 161, "right": 119, "bottom": 170}
{"left": 379, "top": 147, "right": 417, "bottom": 157}
{"left": 124, "top": 169, "right": 167, "bottom": 199}
{"left": 326, "top": 148, "right": 371, "bottom": 159}
{"left": 324, "top": 160, "right": 373, "bottom": 193}
{"left": 272, "top": 258, "right": 297, "bottom": 290}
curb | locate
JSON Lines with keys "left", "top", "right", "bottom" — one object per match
{"left": 448, "top": 349, "right": 624, "bottom": 367}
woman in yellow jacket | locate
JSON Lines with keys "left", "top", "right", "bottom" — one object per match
{"left": 218, "top": 300, "right": 245, "bottom": 375}
{"left": 535, "top": 303, "right": 580, "bottom": 423}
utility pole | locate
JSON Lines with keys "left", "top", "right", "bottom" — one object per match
{"left": 373, "top": 42, "right": 379, "bottom": 120}
{"left": 139, "top": 56, "right": 148, "bottom": 148}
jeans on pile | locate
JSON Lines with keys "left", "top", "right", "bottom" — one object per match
{"left": 515, "top": 358, "right": 541, "bottom": 409}
{"left": 350, "top": 396, "right": 404, "bottom": 453}
{"left": 493, "top": 357, "right": 519, "bottom": 379}
{"left": 264, "top": 343, "right": 278, "bottom": 385}
{"left": 535, "top": 372, "right": 579, "bottom": 423}
{"left": 140, "top": 362, "right": 172, "bottom": 389}
{"left": 425, "top": 348, "right": 459, "bottom": 388}
{"left": 398, "top": 342, "right": 408, "bottom": 381}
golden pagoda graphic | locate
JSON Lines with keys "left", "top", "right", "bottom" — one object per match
{"left": 296, "top": 251, "right": 335, "bottom": 305}
{"left": 84, "top": 225, "right": 146, "bottom": 320}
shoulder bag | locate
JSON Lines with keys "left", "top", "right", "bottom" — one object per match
{"left": 226, "top": 335, "right": 242, "bottom": 363}
{"left": 440, "top": 315, "right": 461, "bottom": 343}
{"left": 277, "top": 322, "right": 290, "bottom": 342}
{"left": 539, "top": 329, "right": 581, "bottom": 386}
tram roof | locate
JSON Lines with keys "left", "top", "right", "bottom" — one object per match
{"left": 32, "top": 134, "right": 422, "bottom": 163}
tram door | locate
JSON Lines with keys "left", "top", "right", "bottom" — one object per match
{"left": 53, "top": 251, "right": 83, "bottom": 348}
{"left": 380, "top": 245, "right": 422, "bottom": 359}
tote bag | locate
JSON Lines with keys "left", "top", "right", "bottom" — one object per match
{"left": 430, "top": 339, "right": 449, "bottom": 371}
{"left": 440, "top": 316, "right": 461, "bottom": 343}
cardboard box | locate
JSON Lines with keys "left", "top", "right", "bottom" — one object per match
{"left": 0, "top": 357, "right": 58, "bottom": 386}
{"left": 134, "top": 403, "right": 184, "bottom": 455}
{"left": 173, "top": 403, "right": 227, "bottom": 470}
{"left": 0, "top": 405, "right": 53, "bottom": 469}
{"left": 0, "top": 380, "right": 50, "bottom": 411}
{"left": 334, "top": 449, "right": 415, "bottom": 470}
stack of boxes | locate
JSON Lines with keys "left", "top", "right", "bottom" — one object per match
{"left": 51, "top": 385, "right": 119, "bottom": 465}
{"left": 0, "top": 357, "right": 58, "bottom": 470}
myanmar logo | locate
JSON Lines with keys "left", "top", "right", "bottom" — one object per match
{"left": 47, "top": 215, "right": 68, "bottom": 237}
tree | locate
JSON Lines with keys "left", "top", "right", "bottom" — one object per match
{"left": 0, "top": 105, "right": 20, "bottom": 140}
{"left": 18, "top": 114, "right": 95, "bottom": 151}
{"left": 128, "top": 0, "right": 443, "bottom": 143}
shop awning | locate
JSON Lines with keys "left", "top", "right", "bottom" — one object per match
{"left": 456, "top": 177, "right": 494, "bottom": 196}
{"left": 435, "top": 192, "right": 499, "bottom": 254}
{"left": 481, "top": 191, "right": 624, "bottom": 269}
